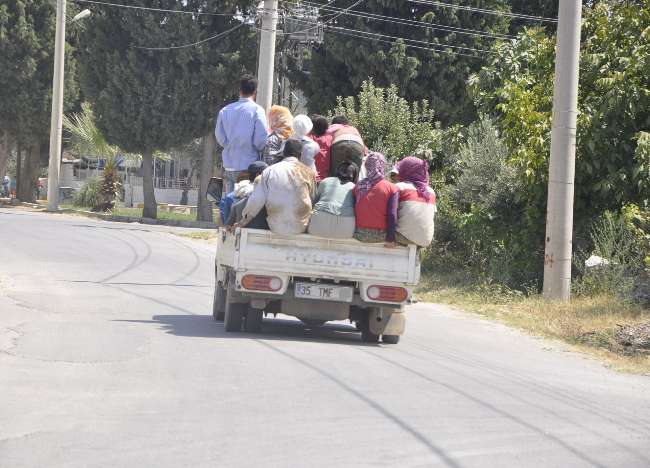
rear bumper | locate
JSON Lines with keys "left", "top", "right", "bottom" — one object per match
{"left": 233, "top": 271, "right": 410, "bottom": 309}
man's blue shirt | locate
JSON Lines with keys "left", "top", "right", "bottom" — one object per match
{"left": 215, "top": 98, "right": 268, "bottom": 171}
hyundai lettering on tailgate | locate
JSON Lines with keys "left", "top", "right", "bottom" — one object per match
{"left": 285, "top": 250, "right": 374, "bottom": 269}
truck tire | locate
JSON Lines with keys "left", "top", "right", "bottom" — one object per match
{"left": 224, "top": 289, "right": 245, "bottom": 332}
{"left": 213, "top": 282, "right": 226, "bottom": 322}
{"left": 360, "top": 315, "right": 379, "bottom": 343}
{"left": 244, "top": 307, "right": 263, "bottom": 333}
{"left": 382, "top": 335, "right": 400, "bottom": 344}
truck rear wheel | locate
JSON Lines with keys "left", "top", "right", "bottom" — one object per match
{"left": 244, "top": 307, "right": 263, "bottom": 333}
{"left": 360, "top": 315, "right": 379, "bottom": 343}
{"left": 382, "top": 335, "right": 400, "bottom": 344}
{"left": 213, "top": 282, "right": 226, "bottom": 322}
{"left": 224, "top": 288, "right": 245, "bottom": 332}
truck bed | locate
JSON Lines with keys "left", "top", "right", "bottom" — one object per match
{"left": 218, "top": 228, "right": 420, "bottom": 285}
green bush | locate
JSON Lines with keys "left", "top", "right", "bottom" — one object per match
{"left": 575, "top": 209, "right": 649, "bottom": 300}
{"left": 425, "top": 117, "right": 541, "bottom": 289}
{"left": 332, "top": 80, "right": 438, "bottom": 162}
{"left": 73, "top": 177, "right": 103, "bottom": 209}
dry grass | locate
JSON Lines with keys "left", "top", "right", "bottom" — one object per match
{"left": 416, "top": 275, "right": 650, "bottom": 375}
{"left": 172, "top": 230, "right": 219, "bottom": 242}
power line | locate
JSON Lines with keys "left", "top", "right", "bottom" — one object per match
{"left": 327, "top": 28, "right": 486, "bottom": 59}
{"left": 285, "top": 0, "right": 515, "bottom": 40}
{"left": 72, "top": 0, "right": 254, "bottom": 17}
{"left": 135, "top": 22, "right": 246, "bottom": 50}
{"left": 326, "top": 24, "right": 494, "bottom": 54}
{"left": 408, "top": 0, "right": 558, "bottom": 23}
{"left": 284, "top": 14, "right": 494, "bottom": 57}
{"left": 288, "top": 16, "right": 494, "bottom": 54}
{"left": 275, "top": 0, "right": 366, "bottom": 36}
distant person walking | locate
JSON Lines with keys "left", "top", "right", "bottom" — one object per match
{"left": 215, "top": 74, "right": 269, "bottom": 196}
{"left": 2, "top": 175, "right": 9, "bottom": 198}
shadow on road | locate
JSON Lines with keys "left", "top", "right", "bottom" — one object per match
{"left": 116, "top": 314, "right": 377, "bottom": 346}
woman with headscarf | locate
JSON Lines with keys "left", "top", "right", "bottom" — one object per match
{"left": 308, "top": 161, "right": 358, "bottom": 239}
{"left": 352, "top": 152, "right": 400, "bottom": 246}
{"left": 262, "top": 105, "right": 293, "bottom": 165}
{"left": 393, "top": 156, "right": 437, "bottom": 247}
{"left": 291, "top": 114, "right": 320, "bottom": 176}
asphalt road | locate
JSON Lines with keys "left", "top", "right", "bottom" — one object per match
{"left": 1, "top": 208, "right": 650, "bottom": 468}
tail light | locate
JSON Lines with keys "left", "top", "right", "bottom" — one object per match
{"left": 242, "top": 275, "right": 282, "bottom": 292}
{"left": 367, "top": 285, "right": 408, "bottom": 303}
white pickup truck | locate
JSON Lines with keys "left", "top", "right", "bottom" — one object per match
{"left": 213, "top": 228, "right": 421, "bottom": 344}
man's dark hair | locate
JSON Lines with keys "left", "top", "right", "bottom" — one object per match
{"left": 331, "top": 115, "right": 349, "bottom": 125}
{"left": 240, "top": 74, "right": 258, "bottom": 96}
{"left": 282, "top": 139, "right": 303, "bottom": 160}
{"left": 336, "top": 161, "right": 359, "bottom": 183}
{"left": 247, "top": 161, "right": 268, "bottom": 181}
{"left": 311, "top": 115, "right": 329, "bottom": 137}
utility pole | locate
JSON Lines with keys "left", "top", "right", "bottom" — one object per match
{"left": 46, "top": 0, "right": 67, "bottom": 211}
{"left": 542, "top": 0, "right": 583, "bottom": 301}
{"left": 257, "top": 0, "right": 279, "bottom": 113}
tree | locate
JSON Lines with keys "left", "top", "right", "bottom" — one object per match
{"left": 0, "top": 0, "right": 79, "bottom": 201}
{"left": 332, "top": 80, "right": 438, "bottom": 161}
{"left": 469, "top": 1, "right": 650, "bottom": 227}
{"left": 63, "top": 103, "right": 132, "bottom": 211}
{"left": 288, "top": 0, "right": 510, "bottom": 125}
{"left": 77, "top": 0, "right": 257, "bottom": 219}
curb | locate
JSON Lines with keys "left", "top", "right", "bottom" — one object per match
{"left": 62, "top": 209, "right": 218, "bottom": 229}
{"left": 0, "top": 199, "right": 41, "bottom": 209}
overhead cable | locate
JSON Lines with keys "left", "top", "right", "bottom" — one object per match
{"left": 407, "top": 0, "right": 558, "bottom": 23}
{"left": 284, "top": 0, "right": 515, "bottom": 40}
{"left": 135, "top": 22, "right": 246, "bottom": 50}
{"left": 72, "top": 0, "right": 251, "bottom": 17}
{"left": 287, "top": 16, "right": 493, "bottom": 54}
{"left": 326, "top": 28, "right": 486, "bottom": 59}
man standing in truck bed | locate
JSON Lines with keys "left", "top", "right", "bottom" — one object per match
{"left": 215, "top": 74, "right": 269, "bottom": 197}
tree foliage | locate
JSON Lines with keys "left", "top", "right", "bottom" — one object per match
{"left": 470, "top": 0, "right": 650, "bottom": 225}
{"left": 77, "top": 0, "right": 257, "bottom": 218}
{"left": 290, "top": 0, "right": 511, "bottom": 125}
{"left": 0, "top": 0, "right": 79, "bottom": 142}
{"left": 332, "top": 81, "right": 438, "bottom": 161}
{"left": 63, "top": 103, "right": 130, "bottom": 211}
{"left": 0, "top": 0, "right": 80, "bottom": 200}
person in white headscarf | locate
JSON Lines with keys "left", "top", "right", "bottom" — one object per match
{"left": 291, "top": 114, "right": 319, "bottom": 175}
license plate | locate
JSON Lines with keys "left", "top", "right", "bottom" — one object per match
{"left": 294, "top": 282, "right": 353, "bottom": 303}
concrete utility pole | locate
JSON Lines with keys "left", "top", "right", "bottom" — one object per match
{"left": 542, "top": 0, "right": 583, "bottom": 301}
{"left": 46, "top": 0, "right": 67, "bottom": 211}
{"left": 256, "top": 0, "right": 279, "bottom": 113}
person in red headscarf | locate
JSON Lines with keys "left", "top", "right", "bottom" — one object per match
{"left": 393, "top": 156, "right": 437, "bottom": 247}
{"left": 353, "top": 152, "right": 400, "bottom": 247}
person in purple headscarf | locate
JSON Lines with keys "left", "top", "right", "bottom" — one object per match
{"left": 393, "top": 156, "right": 437, "bottom": 247}
{"left": 353, "top": 152, "right": 400, "bottom": 247}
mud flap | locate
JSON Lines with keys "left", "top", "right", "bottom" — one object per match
{"left": 382, "top": 311, "right": 405, "bottom": 336}
{"left": 368, "top": 308, "right": 405, "bottom": 336}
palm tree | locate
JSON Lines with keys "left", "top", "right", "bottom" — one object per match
{"left": 63, "top": 103, "right": 134, "bottom": 211}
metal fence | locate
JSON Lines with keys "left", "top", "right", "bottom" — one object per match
{"left": 129, "top": 177, "right": 199, "bottom": 190}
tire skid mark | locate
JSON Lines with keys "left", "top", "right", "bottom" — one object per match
{"left": 358, "top": 346, "right": 611, "bottom": 468}
{"left": 391, "top": 345, "right": 650, "bottom": 465}
{"left": 407, "top": 339, "right": 650, "bottom": 434}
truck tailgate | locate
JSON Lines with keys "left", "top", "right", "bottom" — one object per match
{"left": 232, "top": 229, "right": 419, "bottom": 284}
